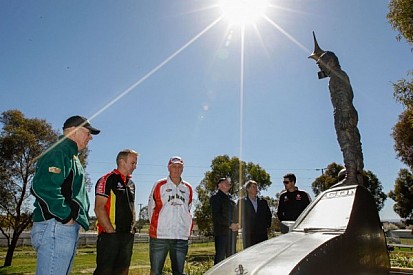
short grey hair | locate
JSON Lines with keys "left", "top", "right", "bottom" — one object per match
{"left": 116, "top": 149, "right": 139, "bottom": 165}
{"left": 245, "top": 180, "right": 258, "bottom": 190}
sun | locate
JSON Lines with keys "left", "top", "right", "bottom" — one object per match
{"left": 219, "top": 0, "right": 269, "bottom": 26}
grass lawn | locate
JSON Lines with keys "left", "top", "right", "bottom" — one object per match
{"left": 0, "top": 241, "right": 215, "bottom": 275}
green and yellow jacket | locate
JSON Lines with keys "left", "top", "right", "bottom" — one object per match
{"left": 31, "top": 135, "right": 90, "bottom": 230}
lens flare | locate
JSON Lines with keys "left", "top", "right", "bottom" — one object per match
{"left": 219, "top": 0, "right": 269, "bottom": 26}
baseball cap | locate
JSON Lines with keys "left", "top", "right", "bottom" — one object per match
{"left": 168, "top": 156, "right": 184, "bottom": 166}
{"left": 63, "top": 115, "right": 100, "bottom": 135}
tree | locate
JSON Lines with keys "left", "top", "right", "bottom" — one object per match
{"left": 311, "top": 162, "right": 343, "bottom": 196}
{"left": 387, "top": 0, "right": 413, "bottom": 169}
{"left": 392, "top": 109, "right": 413, "bottom": 170}
{"left": 311, "top": 162, "right": 387, "bottom": 211}
{"left": 194, "top": 155, "right": 271, "bottom": 236}
{"left": 139, "top": 205, "right": 149, "bottom": 222}
{"left": 388, "top": 0, "right": 413, "bottom": 169}
{"left": 0, "top": 110, "right": 59, "bottom": 267}
{"left": 387, "top": 0, "right": 413, "bottom": 45}
{"left": 262, "top": 195, "right": 280, "bottom": 235}
{"left": 389, "top": 168, "right": 413, "bottom": 222}
{"left": 387, "top": 0, "right": 413, "bottom": 223}
{"left": 392, "top": 71, "right": 413, "bottom": 109}
{"left": 137, "top": 205, "right": 149, "bottom": 233}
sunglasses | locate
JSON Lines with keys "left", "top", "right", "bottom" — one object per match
{"left": 283, "top": 181, "right": 290, "bottom": 184}
{"left": 170, "top": 157, "right": 182, "bottom": 162}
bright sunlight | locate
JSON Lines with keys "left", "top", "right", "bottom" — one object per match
{"left": 219, "top": 0, "right": 269, "bottom": 26}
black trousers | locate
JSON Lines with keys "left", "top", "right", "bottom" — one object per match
{"left": 214, "top": 231, "right": 237, "bottom": 265}
{"left": 94, "top": 232, "right": 134, "bottom": 275}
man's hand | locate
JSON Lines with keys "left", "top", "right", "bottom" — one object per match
{"left": 95, "top": 195, "right": 116, "bottom": 233}
{"left": 230, "top": 223, "right": 239, "bottom": 232}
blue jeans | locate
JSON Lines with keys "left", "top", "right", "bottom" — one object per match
{"left": 31, "top": 219, "right": 81, "bottom": 275}
{"left": 149, "top": 238, "right": 188, "bottom": 275}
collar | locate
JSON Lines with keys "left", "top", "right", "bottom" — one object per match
{"left": 168, "top": 176, "right": 182, "bottom": 186}
{"left": 287, "top": 187, "right": 299, "bottom": 192}
{"left": 218, "top": 189, "right": 231, "bottom": 196}
{"left": 113, "top": 169, "right": 131, "bottom": 183}
{"left": 59, "top": 135, "right": 78, "bottom": 155}
{"left": 248, "top": 196, "right": 258, "bottom": 202}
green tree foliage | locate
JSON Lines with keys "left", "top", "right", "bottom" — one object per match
{"left": 311, "top": 162, "right": 387, "bottom": 211}
{"left": 388, "top": 0, "right": 413, "bottom": 169}
{"left": 389, "top": 169, "right": 413, "bottom": 222}
{"left": 137, "top": 205, "right": 149, "bottom": 233}
{"left": 363, "top": 170, "right": 388, "bottom": 212}
{"left": 311, "top": 162, "right": 343, "bottom": 196}
{"left": 262, "top": 195, "right": 281, "bottom": 234}
{"left": 194, "top": 155, "right": 271, "bottom": 236}
{"left": 387, "top": 0, "right": 413, "bottom": 222}
{"left": 392, "top": 71, "right": 413, "bottom": 109}
{"left": 387, "top": 0, "right": 413, "bottom": 160}
{"left": 387, "top": 0, "right": 413, "bottom": 44}
{"left": 139, "top": 205, "right": 149, "bottom": 222}
{"left": 392, "top": 109, "right": 413, "bottom": 170}
{"left": 0, "top": 110, "right": 59, "bottom": 266}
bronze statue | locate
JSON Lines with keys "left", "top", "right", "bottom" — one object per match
{"left": 309, "top": 32, "right": 364, "bottom": 186}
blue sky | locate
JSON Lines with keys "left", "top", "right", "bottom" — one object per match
{"left": 1, "top": 0, "right": 411, "bottom": 220}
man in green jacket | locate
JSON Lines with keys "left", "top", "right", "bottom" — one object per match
{"left": 31, "top": 115, "right": 100, "bottom": 275}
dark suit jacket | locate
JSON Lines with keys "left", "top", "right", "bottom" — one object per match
{"left": 210, "top": 189, "right": 238, "bottom": 236}
{"left": 238, "top": 196, "right": 272, "bottom": 248}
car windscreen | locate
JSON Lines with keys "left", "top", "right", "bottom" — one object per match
{"left": 295, "top": 188, "right": 356, "bottom": 232}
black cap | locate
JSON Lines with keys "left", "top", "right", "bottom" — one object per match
{"left": 63, "top": 116, "right": 100, "bottom": 135}
{"left": 217, "top": 177, "right": 228, "bottom": 186}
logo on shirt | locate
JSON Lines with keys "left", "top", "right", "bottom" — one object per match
{"left": 116, "top": 182, "right": 124, "bottom": 189}
{"left": 166, "top": 189, "right": 172, "bottom": 192}
{"left": 48, "top": 167, "right": 61, "bottom": 174}
{"left": 168, "top": 193, "right": 186, "bottom": 204}
{"left": 127, "top": 182, "right": 135, "bottom": 194}
{"left": 296, "top": 194, "right": 302, "bottom": 200}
